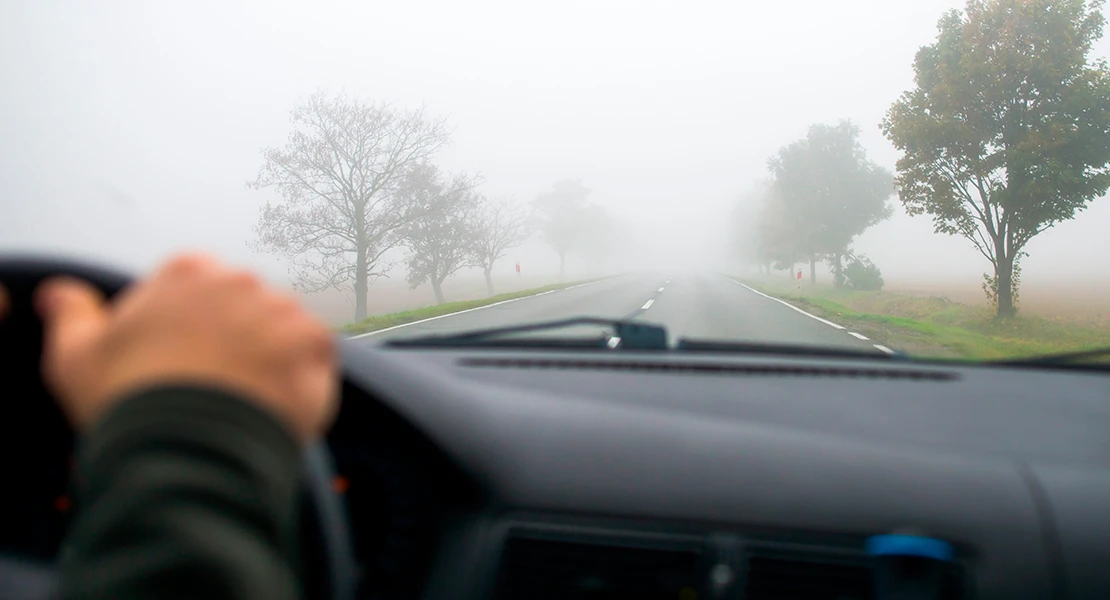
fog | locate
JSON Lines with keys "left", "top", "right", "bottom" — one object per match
{"left": 3, "top": 0, "right": 1109, "bottom": 319}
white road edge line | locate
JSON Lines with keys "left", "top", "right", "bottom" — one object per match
{"left": 848, "top": 332, "right": 869, "bottom": 340}
{"left": 873, "top": 344, "right": 896, "bottom": 355}
{"left": 658, "top": 287, "right": 665, "bottom": 292}
{"left": 562, "top": 279, "right": 607, "bottom": 291}
{"left": 731, "top": 280, "right": 846, "bottom": 330}
{"left": 348, "top": 279, "right": 605, "bottom": 339}
{"left": 641, "top": 299, "right": 654, "bottom": 310}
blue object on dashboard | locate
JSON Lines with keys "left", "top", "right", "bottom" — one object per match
{"left": 865, "top": 534, "right": 954, "bottom": 562}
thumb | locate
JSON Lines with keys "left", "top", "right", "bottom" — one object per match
{"left": 35, "top": 278, "right": 109, "bottom": 367}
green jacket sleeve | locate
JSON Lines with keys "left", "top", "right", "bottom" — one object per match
{"left": 57, "top": 385, "right": 305, "bottom": 600}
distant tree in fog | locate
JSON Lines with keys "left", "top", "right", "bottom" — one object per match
{"left": 531, "top": 179, "right": 593, "bottom": 279}
{"left": 752, "top": 185, "right": 801, "bottom": 274}
{"left": 882, "top": 0, "right": 1110, "bottom": 318}
{"left": 470, "top": 197, "right": 532, "bottom": 296}
{"left": 732, "top": 180, "right": 797, "bottom": 274}
{"left": 576, "top": 203, "right": 619, "bottom": 272}
{"left": 398, "top": 164, "right": 482, "bottom": 304}
{"left": 767, "top": 120, "right": 894, "bottom": 284}
{"left": 248, "top": 91, "right": 451, "bottom": 321}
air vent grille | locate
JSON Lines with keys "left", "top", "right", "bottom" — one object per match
{"left": 494, "top": 537, "right": 705, "bottom": 600}
{"left": 744, "top": 550, "right": 966, "bottom": 600}
{"left": 746, "top": 555, "right": 871, "bottom": 600}
{"left": 460, "top": 357, "right": 958, "bottom": 381}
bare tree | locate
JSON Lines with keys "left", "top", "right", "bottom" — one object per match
{"left": 470, "top": 197, "right": 532, "bottom": 296}
{"left": 248, "top": 90, "right": 451, "bottom": 321}
{"left": 399, "top": 164, "right": 481, "bottom": 304}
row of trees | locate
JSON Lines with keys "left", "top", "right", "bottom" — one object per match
{"left": 739, "top": 121, "right": 895, "bottom": 289}
{"left": 743, "top": 0, "right": 1110, "bottom": 317}
{"left": 248, "top": 92, "right": 613, "bottom": 320}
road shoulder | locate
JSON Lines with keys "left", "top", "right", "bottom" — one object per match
{"left": 342, "top": 277, "right": 608, "bottom": 338}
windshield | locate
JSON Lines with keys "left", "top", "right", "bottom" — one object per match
{"left": 4, "top": 0, "right": 1110, "bottom": 362}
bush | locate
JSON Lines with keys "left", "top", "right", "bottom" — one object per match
{"left": 844, "top": 256, "right": 884, "bottom": 291}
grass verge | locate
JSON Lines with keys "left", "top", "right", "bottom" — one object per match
{"left": 340, "top": 278, "right": 604, "bottom": 337}
{"left": 740, "top": 278, "right": 1110, "bottom": 360}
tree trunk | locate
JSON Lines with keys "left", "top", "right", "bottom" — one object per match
{"left": 432, "top": 278, "right": 446, "bottom": 305}
{"left": 996, "top": 254, "right": 1016, "bottom": 318}
{"left": 809, "top": 254, "right": 817, "bottom": 284}
{"left": 558, "top": 251, "right": 566, "bottom": 281}
{"left": 484, "top": 267, "right": 495, "bottom": 297}
{"left": 354, "top": 250, "right": 368, "bottom": 322}
{"left": 832, "top": 253, "right": 843, "bottom": 288}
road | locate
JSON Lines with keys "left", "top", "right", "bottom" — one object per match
{"left": 354, "top": 272, "right": 892, "bottom": 354}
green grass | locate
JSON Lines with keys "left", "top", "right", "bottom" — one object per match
{"left": 741, "top": 278, "right": 1110, "bottom": 360}
{"left": 340, "top": 278, "right": 604, "bottom": 336}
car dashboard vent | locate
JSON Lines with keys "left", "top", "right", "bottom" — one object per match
{"left": 744, "top": 548, "right": 965, "bottom": 600}
{"left": 459, "top": 357, "right": 958, "bottom": 381}
{"left": 491, "top": 525, "right": 968, "bottom": 600}
{"left": 494, "top": 536, "right": 706, "bottom": 600}
{"left": 745, "top": 553, "right": 872, "bottom": 600}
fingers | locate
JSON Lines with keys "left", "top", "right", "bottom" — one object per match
{"left": 0, "top": 285, "right": 8, "bottom": 320}
{"left": 35, "top": 277, "right": 109, "bottom": 374}
{"left": 161, "top": 253, "right": 222, "bottom": 277}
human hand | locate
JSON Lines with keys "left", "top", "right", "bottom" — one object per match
{"left": 35, "top": 254, "right": 338, "bottom": 443}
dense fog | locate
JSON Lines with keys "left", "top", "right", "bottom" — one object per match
{"left": 3, "top": 0, "right": 1109, "bottom": 323}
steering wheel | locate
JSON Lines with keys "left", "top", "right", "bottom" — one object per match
{"left": 0, "top": 255, "right": 357, "bottom": 600}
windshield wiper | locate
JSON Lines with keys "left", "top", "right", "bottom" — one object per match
{"left": 675, "top": 338, "right": 908, "bottom": 360}
{"left": 989, "top": 346, "right": 1110, "bottom": 368}
{"left": 385, "top": 317, "right": 669, "bottom": 350}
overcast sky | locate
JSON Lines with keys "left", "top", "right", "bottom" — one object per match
{"left": 2, "top": 0, "right": 1108, "bottom": 285}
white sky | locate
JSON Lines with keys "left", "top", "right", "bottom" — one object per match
{"left": 1, "top": 0, "right": 1108, "bottom": 284}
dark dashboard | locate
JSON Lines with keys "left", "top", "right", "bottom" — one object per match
{"left": 4, "top": 339, "right": 1110, "bottom": 600}
{"left": 328, "top": 341, "right": 1110, "bottom": 600}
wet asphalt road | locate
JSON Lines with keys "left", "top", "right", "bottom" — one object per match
{"left": 353, "top": 272, "right": 890, "bottom": 354}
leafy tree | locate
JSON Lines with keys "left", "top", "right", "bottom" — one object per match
{"left": 532, "top": 179, "right": 592, "bottom": 279}
{"left": 399, "top": 164, "right": 481, "bottom": 304}
{"left": 767, "top": 121, "right": 894, "bottom": 284}
{"left": 881, "top": 0, "right": 1110, "bottom": 317}
{"left": 249, "top": 91, "right": 450, "bottom": 321}
{"left": 470, "top": 197, "right": 532, "bottom": 296}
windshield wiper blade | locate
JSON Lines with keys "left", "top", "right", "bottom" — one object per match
{"left": 675, "top": 338, "right": 908, "bottom": 360}
{"left": 385, "top": 317, "right": 670, "bottom": 350}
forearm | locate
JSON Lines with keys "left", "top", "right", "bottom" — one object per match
{"left": 57, "top": 386, "right": 304, "bottom": 600}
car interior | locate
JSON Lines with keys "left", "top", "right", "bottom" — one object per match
{"left": 1, "top": 256, "right": 1109, "bottom": 600}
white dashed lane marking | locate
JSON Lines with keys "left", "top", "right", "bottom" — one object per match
{"left": 641, "top": 299, "right": 655, "bottom": 310}
{"left": 848, "top": 332, "right": 869, "bottom": 340}
{"left": 873, "top": 344, "right": 896, "bottom": 355}
{"left": 658, "top": 287, "right": 665, "bottom": 292}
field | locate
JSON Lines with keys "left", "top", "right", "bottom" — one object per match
{"left": 743, "top": 275, "right": 1110, "bottom": 360}
{"left": 883, "top": 279, "right": 1110, "bottom": 330}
